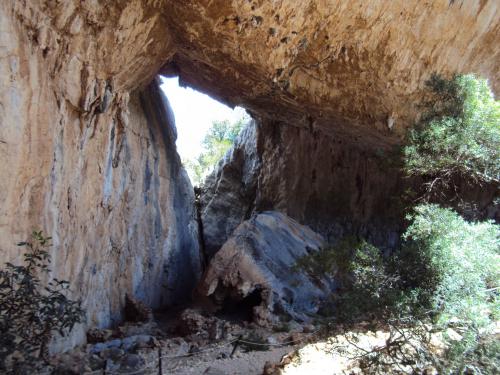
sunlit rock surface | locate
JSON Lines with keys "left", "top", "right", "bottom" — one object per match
{"left": 0, "top": 1, "right": 200, "bottom": 349}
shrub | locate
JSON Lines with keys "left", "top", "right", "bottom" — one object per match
{"left": 294, "top": 237, "right": 404, "bottom": 321}
{"left": 295, "top": 205, "right": 499, "bottom": 373}
{"left": 0, "top": 231, "right": 84, "bottom": 371}
{"left": 394, "top": 204, "right": 499, "bottom": 373}
{"left": 400, "top": 204, "right": 499, "bottom": 330}
{"left": 403, "top": 74, "right": 500, "bottom": 189}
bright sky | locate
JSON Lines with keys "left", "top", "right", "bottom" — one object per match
{"left": 160, "top": 77, "right": 246, "bottom": 161}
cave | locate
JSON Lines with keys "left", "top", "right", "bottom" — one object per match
{"left": 0, "top": 0, "right": 498, "bottom": 352}
{"left": 216, "top": 287, "right": 265, "bottom": 323}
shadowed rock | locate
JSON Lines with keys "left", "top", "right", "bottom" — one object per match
{"left": 197, "top": 212, "right": 335, "bottom": 324}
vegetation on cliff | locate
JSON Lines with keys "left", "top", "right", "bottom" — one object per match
{"left": 404, "top": 74, "right": 500, "bottom": 191}
{"left": 0, "top": 231, "right": 84, "bottom": 372}
{"left": 295, "top": 74, "right": 499, "bottom": 374}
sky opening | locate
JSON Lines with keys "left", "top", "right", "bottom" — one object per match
{"left": 160, "top": 77, "right": 246, "bottom": 162}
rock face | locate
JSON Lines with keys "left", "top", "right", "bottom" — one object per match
{"left": 165, "top": 0, "right": 499, "bottom": 141}
{"left": 197, "top": 212, "right": 334, "bottom": 323}
{"left": 0, "top": 1, "right": 201, "bottom": 349}
{"left": 0, "top": 0, "right": 499, "bottom": 351}
{"left": 201, "top": 121, "right": 262, "bottom": 258}
{"left": 201, "top": 120, "right": 406, "bottom": 255}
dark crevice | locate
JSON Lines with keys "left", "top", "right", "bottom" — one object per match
{"left": 194, "top": 186, "right": 208, "bottom": 269}
{"left": 216, "top": 288, "right": 264, "bottom": 323}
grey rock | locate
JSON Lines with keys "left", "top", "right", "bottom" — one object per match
{"left": 267, "top": 336, "right": 279, "bottom": 345}
{"left": 121, "top": 334, "right": 152, "bottom": 351}
{"left": 118, "top": 321, "right": 159, "bottom": 338}
{"left": 200, "top": 119, "right": 408, "bottom": 256}
{"left": 90, "top": 343, "right": 106, "bottom": 354}
{"left": 204, "top": 366, "right": 228, "bottom": 375}
{"left": 106, "top": 339, "right": 122, "bottom": 349}
{"left": 90, "top": 338, "right": 122, "bottom": 354}
{"left": 99, "top": 347, "right": 124, "bottom": 361}
{"left": 196, "top": 212, "right": 335, "bottom": 323}
{"left": 201, "top": 120, "right": 261, "bottom": 258}
{"left": 120, "top": 354, "right": 145, "bottom": 370}
{"left": 105, "top": 358, "right": 120, "bottom": 373}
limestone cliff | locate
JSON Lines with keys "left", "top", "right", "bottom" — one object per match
{"left": 0, "top": 1, "right": 200, "bottom": 348}
{"left": 0, "top": 0, "right": 498, "bottom": 350}
{"left": 165, "top": 0, "right": 499, "bottom": 142}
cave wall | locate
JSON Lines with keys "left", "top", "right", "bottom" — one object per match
{"left": 201, "top": 118, "right": 407, "bottom": 257}
{"left": 0, "top": 0, "right": 499, "bottom": 350}
{"left": 165, "top": 0, "right": 499, "bottom": 141}
{"left": 0, "top": 1, "right": 201, "bottom": 348}
{"left": 201, "top": 116, "right": 499, "bottom": 257}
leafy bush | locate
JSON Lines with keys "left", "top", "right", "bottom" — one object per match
{"left": 184, "top": 117, "right": 247, "bottom": 185}
{"left": 298, "top": 73, "right": 499, "bottom": 372}
{"left": 403, "top": 74, "right": 500, "bottom": 188}
{"left": 395, "top": 204, "right": 499, "bottom": 373}
{"left": 295, "top": 204, "right": 499, "bottom": 373}
{"left": 294, "top": 237, "right": 404, "bottom": 320}
{"left": 400, "top": 204, "right": 499, "bottom": 330}
{"left": 0, "top": 231, "right": 84, "bottom": 371}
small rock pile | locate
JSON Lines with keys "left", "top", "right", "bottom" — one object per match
{"left": 46, "top": 308, "right": 315, "bottom": 374}
{"left": 52, "top": 329, "right": 159, "bottom": 373}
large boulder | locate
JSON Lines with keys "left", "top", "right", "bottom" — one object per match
{"left": 196, "top": 212, "right": 335, "bottom": 324}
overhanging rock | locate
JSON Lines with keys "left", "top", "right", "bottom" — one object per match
{"left": 196, "top": 211, "right": 335, "bottom": 324}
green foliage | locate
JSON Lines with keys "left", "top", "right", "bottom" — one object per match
{"left": 294, "top": 237, "right": 404, "bottom": 320}
{"left": 448, "top": 335, "right": 500, "bottom": 375}
{"left": 394, "top": 204, "right": 499, "bottom": 373}
{"left": 293, "top": 237, "right": 381, "bottom": 281}
{"left": 403, "top": 74, "right": 500, "bottom": 188}
{"left": 295, "top": 204, "right": 499, "bottom": 373}
{"left": 400, "top": 204, "right": 499, "bottom": 329}
{"left": 299, "top": 73, "right": 499, "bottom": 372}
{"left": 0, "top": 231, "right": 84, "bottom": 371}
{"left": 184, "top": 117, "right": 247, "bottom": 185}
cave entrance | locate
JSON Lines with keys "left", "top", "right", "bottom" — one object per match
{"left": 216, "top": 287, "right": 264, "bottom": 323}
{"left": 159, "top": 76, "right": 249, "bottom": 187}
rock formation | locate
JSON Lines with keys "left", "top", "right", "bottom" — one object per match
{"left": 201, "top": 119, "right": 406, "bottom": 256}
{"left": 201, "top": 121, "right": 262, "bottom": 258}
{"left": 197, "top": 212, "right": 334, "bottom": 324}
{"left": 164, "top": 0, "right": 499, "bottom": 140}
{"left": 0, "top": 0, "right": 498, "bottom": 350}
{"left": 0, "top": 2, "right": 201, "bottom": 349}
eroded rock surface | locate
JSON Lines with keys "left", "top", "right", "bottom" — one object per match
{"left": 201, "top": 121, "right": 262, "bottom": 258}
{"left": 201, "top": 120, "right": 406, "bottom": 255}
{"left": 165, "top": 0, "right": 499, "bottom": 140}
{"left": 0, "top": 1, "right": 201, "bottom": 349}
{"left": 197, "top": 212, "right": 334, "bottom": 324}
{"left": 1, "top": 0, "right": 499, "bottom": 352}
